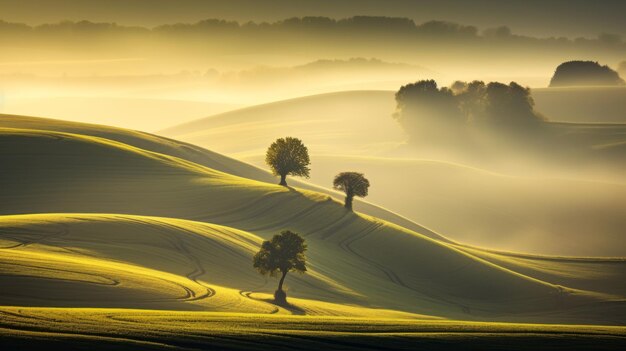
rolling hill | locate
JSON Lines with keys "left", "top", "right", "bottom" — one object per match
{"left": 0, "top": 113, "right": 440, "bottom": 238}
{"left": 1, "top": 115, "right": 626, "bottom": 349}
{"left": 161, "top": 90, "right": 404, "bottom": 158}
{"left": 0, "top": 118, "right": 624, "bottom": 321}
{"left": 160, "top": 88, "right": 626, "bottom": 154}
{"left": 160, "top": 90, "right": 626, "bottom": 256}
{"left": 0, "top": 97, "right": 241, "bottom": 131}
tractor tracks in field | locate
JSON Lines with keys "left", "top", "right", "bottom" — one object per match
{"left": 0, "top": 221, "right": 122, "bottom": 287}
{"left": 336, "top": 219, "right": 474, "bottom": 314}
{"left": 238, "top": 288, "right": 280, "bottom": 314}
{"left": 0, "top": 221, "right": 70, "bottom": 250}
{"left": 118, "top": 217, "right": 217, "bottom": 302}
{"left": 337, "top": 220, "right": 407, "bottom": 287}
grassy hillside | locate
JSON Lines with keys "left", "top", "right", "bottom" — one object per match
{"left": 159, "top": 91, "right": 626, "bottom": 256}
{"left": 0, "top": 123, "right": 625, "bottom": 325}
{"left": 2, "top": 115, "right": 626, "bottom": 349}
{"left": 2, "top": 308, "right": 625, "bottom": 350}
{"left": 0, "top": 114, "right": 440, "bottom": 238}
{"left": 0, "top": 213, "right": 426, "bottom": 318}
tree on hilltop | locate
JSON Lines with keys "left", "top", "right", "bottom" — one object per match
{"left": 265, "top": 137, "right": 310, "bottom": 186}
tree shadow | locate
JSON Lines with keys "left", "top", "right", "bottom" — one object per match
{"left": 255, "top": 295, "right": 306, "bottom": 315}
{"left": 285, "top": 185, "right": 299, "bottom": 193}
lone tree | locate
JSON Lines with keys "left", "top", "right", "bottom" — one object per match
{"left": 253, "top": 230, "right": 307, "bottom": 304}
{"left": 265, "top": 137, "right": 310, "bottom": 186}
{"left": 333, "top": 172, "right": 370, "bottom": 211}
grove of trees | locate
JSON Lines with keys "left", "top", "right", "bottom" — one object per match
{"left": 394, "top": 79, "right": 544, "bottom": 148}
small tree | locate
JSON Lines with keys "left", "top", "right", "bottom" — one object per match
{"left": 253, "top": 230, "right": 307, "bottom": 304}
{"left": 265, "top": 137, "right": 311, "bottom": 186}
{"left": 333, "top": 172, "right": 370, "bottom": 211}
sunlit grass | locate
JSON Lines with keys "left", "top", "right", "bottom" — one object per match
{"left": 1, "top": 307, "right": 625, "bottom": 350}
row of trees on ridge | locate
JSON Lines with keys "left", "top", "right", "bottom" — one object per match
{"left": 265, "top": 136, "right": 369, "bottom": 211}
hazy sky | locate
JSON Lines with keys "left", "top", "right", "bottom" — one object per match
{"left": 1, "top": 0, "right": 625, "bottom": 38}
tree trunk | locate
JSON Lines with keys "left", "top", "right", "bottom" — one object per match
{"left": 344, "top": 194, "right": 354, "bottom": 211}
{"left": 279, "top": 174, "right": 287, "bottom": 186}
{"left": 274, "top": 270, "right": 288, "bottom": 304}
{"left": 277, "top": 270, "right": 288, "bottom": 292}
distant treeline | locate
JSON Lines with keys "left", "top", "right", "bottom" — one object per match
{"left": 0, "top": 16, "right": 624, "bottom": 49}
{"left": 2, "top": 16, "right": 624, "bottom": 78}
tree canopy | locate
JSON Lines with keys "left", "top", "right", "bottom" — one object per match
{"left": 265, "top": 137, "right": 311, "bottom": 186}
{"left": 478, "top": 81, "right": 541, "bottom": 128}
{"left": 394, "top": 79, "right": 461, "bottom": 124}
{"left": 393, "top": 80, "right": 464, "bottom": 145}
